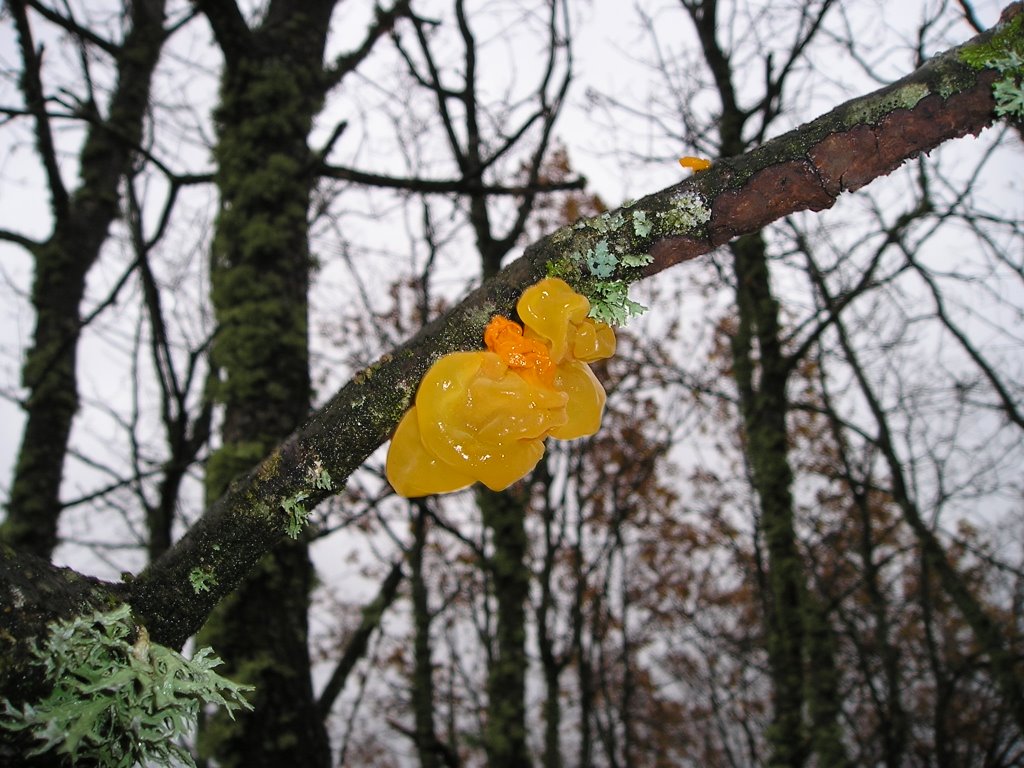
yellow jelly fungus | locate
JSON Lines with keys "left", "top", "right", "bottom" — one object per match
{"left": 385, "top": 277, "right": 616, "bottom": 497}
{"left": 679, "top": 156, "right": 712, "bottom": 172}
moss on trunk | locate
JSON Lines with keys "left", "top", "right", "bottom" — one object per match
{"left": 477, "top": 486, "right": 531, "bottom": 767}
{"left": 198, "top": 10, "right": 332, "bottom": 767}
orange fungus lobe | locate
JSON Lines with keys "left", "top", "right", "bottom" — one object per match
{"left": 385, "top": 277, "right": 617, "bottom": 498}
{"left": 484, "top": 315, "right": 556, "bottom": 388}
{"left": 679, "top": 156, "right": 712, "bottom": 172}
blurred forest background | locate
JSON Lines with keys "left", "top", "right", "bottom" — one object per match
{"left": 1, "top": 0, "right": 1022, "bottom": 765}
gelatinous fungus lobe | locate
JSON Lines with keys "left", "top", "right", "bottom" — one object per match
{"left": 386, "top": 278, "right": 616, "bottom": 497}
{"left": 679, "top": 155, "right": 713, "bottom": 172}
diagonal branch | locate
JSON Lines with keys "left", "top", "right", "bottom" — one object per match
{"left": 192, "top": 0, "right": 251, "bottom": 65}
{"left": 324, "top": 0, "right": 414, "bottom": 88}
{"left": 0, "top": 227, "right": 43, "bottom": 252}
{"left": 319, "top": 164, "right": 585, "bottom": 195}
{"left": 25, "top": 0, "right": 119, "bottom": 55}
{"left": 10, "top": 0, "right": 69, "bottom": 220}
{"left": 316, "top": 560, "right": 405, "bottom": 719}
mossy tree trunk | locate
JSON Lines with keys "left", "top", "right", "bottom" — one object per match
{"left": 195, "top": 4, "right": 335, "bottom": 766}
{"left": 729, "top": 233, "right": 810, "bottom": 768}
{"left": 684, "top": 0, "right": 851, "bottom": 762}
{"left": 410, "top": 503, "right": 444, "bottom": 768}
{"left": 2, "top": 0, "right": 168, "bottom": 559}
{"left": 477, "top": 486, "right": 532, "bottom": 768}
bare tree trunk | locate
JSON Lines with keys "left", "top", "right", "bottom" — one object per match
{"left": 573, "top": 510, "right": 596, "bottom": 768}
{"left": 729, "top": 233, "right": 808, "bottom": 768}
{"left": 2, "top": 0, "right": 168, "bottom": 559}
{"left": 478, "top": 487, "right": 532, "bottom": 767}
{"left": 411, "top": 504, "right": 443, "bottom": 768}
{"left": 536, "top": 465, "right": 567, "bottom": 768}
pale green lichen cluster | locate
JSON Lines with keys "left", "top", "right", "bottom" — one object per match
{"left": 0, "top": 605, "right": 252, "bottom": 768}
{"left": 632, "top": 209, "right": 653, "bottom": 237}
{"left": 662, "top": 192, "right": 711, "bottom": 232}
{"left": 551, "top": 192, "right": 710, "bottom": 326}
{"left": 280, "top": 458, "right": 333, "bottom": 539}
{"left": 960, "top": 13, "right": 1024, "bottom": 119}
{"left": 189, "top": 565, "right": 217, "bottom": 594}
{"left": 281, "top": 494, "right": 311, "bottom": 539}
{"left": 845, "top": 82, "right": 930, "bottom": 126}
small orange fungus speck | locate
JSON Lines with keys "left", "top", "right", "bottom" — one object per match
{"left": 386, "top": 277, "right": 616, "bottom": 497}
{"left": 679, "top": 156, "right": 712, "bottom": 172}
{"left": 484, "top": 315, "right": 556, "bottom": 387}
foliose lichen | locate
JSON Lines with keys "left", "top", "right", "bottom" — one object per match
{"left": 189, "top": 566, "right": 218, "bottom": 594}
{"left": 588, "top": 280, "right": 648, "bottom": 326}
{"left": 550, "top": 195, "right": 710, "bottom": 326}
{"left": 280, "top": 458, "right": 334, "bottom": 539}
{"left": 660, "top": 192, "right": 711, "bottom": 233}
{"left": 585, "top": 240, "right": 617, "bottom": 278}
{"left": 0, "top": 605, "right": 252, "bottom": 768}
{"left": 960, "top": 13, "right": 1024, "bottom": 119}
{"left": 281, "top": 493, "right": 310, "bottom": 539}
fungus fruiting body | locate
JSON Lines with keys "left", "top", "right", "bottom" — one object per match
{"left": 679, "top": 155, "right": 712, "bottom": 172}
{"left": 386, "top": 278, "right": 616, "bottom": 497}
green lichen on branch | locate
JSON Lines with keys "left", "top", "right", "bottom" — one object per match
{"left": 0, "top": 604, "right": 252, "bottom": 767}
{"left": 189, "top": 565, "right": 217, "bottom": 594}
{"left": 548, "top": 192, "right": 710, "bottom": 325}
{"left": 280, "top": 458, "right": 333, "bottom": 539}
{"left": 281, "top": 493, "right": 311, "bottom": 539}
{"left": 960, "top": 12, "right": 1024, "bottom": 118}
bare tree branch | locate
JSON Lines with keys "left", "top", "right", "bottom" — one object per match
{"left": 324, "top": 0, "right": 413, "bottom": 88}
{"left": 10, "top": 0, "right": 69, "bottom": 220}
{"left": 191, "top": 0, "right": 251, "bottom": 65}
{"left": 319, "top": 163, "right": 585, "bottom": 195}
{"left": 24, "top": 0, "right": 118, "bottom": 55}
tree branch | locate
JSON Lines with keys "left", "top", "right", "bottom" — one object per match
{"left": 316, "top": 560, "right": 405, "bottom": 719}
{"left": 323, "top": 0, "right": 413, "bottom": 89}
{"left": 10, "top": 0, "right": 70, "bottom": 220}
{"left": 24, "top": 0, "right": 119, "bottom": 56}
{"left": 0, "top": 227, "right": 43, "bottom": 252}
{"left": 192, "top": 0, "right": 251, "bottom": 65}
{"left": 319, "top": 163, "right": 585, "bottom": 195}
